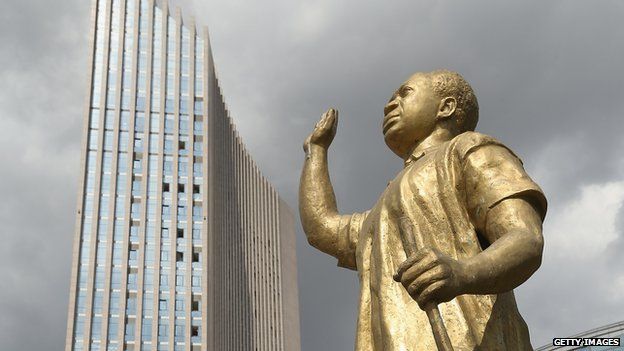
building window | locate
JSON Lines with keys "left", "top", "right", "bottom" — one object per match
{"left": 130, "top": 224, "right": 140, "bottom": 241}
{"left": 124, "top": 318, "right": 135, "bottom": 341}
{"left": 120, "top": 111, "right": 130, "bottom": 130}
{"left": 176, "top": 275, "right": 184, "bottom": 287}
{"left": 110, "top": 292, "right": 120, "bottom": 313}
{"left": 144, "top": 268, "right": 154, "bottom": 289}
{"left": 191, "top": 297, "right": 200, "bottom": 312}
{"left": 76, "top": 290, "right": 87, "bottom": 314}
{"left": 141, "top": 318, "right": 152, "bottom": 340}
{"left": 93, "top": 292, "right": 104, "bottom": 314}
{"left": 91, "top": 316, "right": 102, "bottom": 338}
{"left": 192, "top": 228, "right": 200, "bottom": 240}
{"left": 192, "top": 206, "right": 201, "bottom": 221}
{"left": 191, "top": 276, "right": 200, "bottom": 287}
{"left": 129, "top": 247, "right": 138, "bottom": 263}
{"left": 126, "top": 295, "right": 137, "bottom": 315}
{"left": 159, "top": 298, "right": 168, "bottom": 311}
{"left": 108, "top": 317, "right": 119, "bottom": 341}
{"left": 111, "top": 269, "right": 122, "bottom": 289}
{"left": 158, "top": 323, "right": 168, "bottom": 341}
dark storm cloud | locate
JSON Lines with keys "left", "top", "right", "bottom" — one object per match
{"left": 1, "top": 0, "right": 623, "bottom": 350}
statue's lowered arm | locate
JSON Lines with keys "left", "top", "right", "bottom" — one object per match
{"left": 394, "top": 145, "right": 546, "bottom": 307}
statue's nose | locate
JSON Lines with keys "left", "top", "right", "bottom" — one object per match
{"left": 384, "top": 100, "right": 399, "bottom": 116}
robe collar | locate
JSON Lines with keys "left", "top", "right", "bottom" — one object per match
{"left": 403, "top": 145, "right": 440, "bottom": 168}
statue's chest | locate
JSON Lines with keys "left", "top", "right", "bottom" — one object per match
{"left": 358, "top": 153, "right": 443, "bottom": 247}
{"left": 356, "top": 153, "right": 448, "bottom": 284}
{"left": 381, "top": 154, "right": 440, "bottom": 215}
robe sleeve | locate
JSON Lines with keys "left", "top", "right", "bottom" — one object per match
{"left": 334, "top": 211, "right": 369, "bottom": 270}
{"left": 457, "top": 133, "right": 547, "bottom": 234}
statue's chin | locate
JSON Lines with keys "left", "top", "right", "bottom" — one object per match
{"left": 383, "top": 135, "right": 408, "bottom": 159}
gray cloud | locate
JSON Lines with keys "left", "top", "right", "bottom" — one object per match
{"left": 0, "top": 0, "right": 89, "bottom": 349}
{"left": 1, "top": 0, "right": 624, "bottom": 350}
{"left": 606, "top": 195, "right": 624, "bottom": 264}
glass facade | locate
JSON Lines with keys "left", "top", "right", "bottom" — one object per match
{"left": 71, "top": 1, "right": 204, "bottom": 350}
{"left": 67, "top": 1, "right": 300, "bottom": 350}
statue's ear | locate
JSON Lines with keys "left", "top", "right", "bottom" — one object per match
{"left": 437, "top": 97, "right": 457, "bottom": 120}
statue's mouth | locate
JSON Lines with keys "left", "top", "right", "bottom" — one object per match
{"left": 383, "top": 114, "right": 400, "bottom": 134}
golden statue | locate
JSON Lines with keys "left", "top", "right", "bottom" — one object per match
{"left": 299, "top": 70, "right": 547, "bottom": 350}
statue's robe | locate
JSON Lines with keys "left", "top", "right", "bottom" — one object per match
{"left": 332, "top": 132, "right": 547, "bottom": 351}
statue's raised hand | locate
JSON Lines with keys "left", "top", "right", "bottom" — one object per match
{"left": 304, "top": 108, "right": 338, "bottom": 154}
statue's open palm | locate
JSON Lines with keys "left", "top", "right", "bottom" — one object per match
{"left": 304, "top": 108, "right": 338, "bottom": 153}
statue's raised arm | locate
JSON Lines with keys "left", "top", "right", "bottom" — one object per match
{"left": 299, "top": 109, "right": 365, "bottom": 270}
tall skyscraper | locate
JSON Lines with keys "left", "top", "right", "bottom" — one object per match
{"left": 64, "top": 0, "right": 300, "bottom": 350}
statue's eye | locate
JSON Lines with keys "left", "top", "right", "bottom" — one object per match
{"left": 400, "top": 86, "right": 413, "bottom": 96}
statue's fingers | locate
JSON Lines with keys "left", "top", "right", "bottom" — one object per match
{"left": 315, "top": 110, "right": 329, "bottom": 128}
{"left": 394, "top": 257, "right": 417, "bottom": 282}
{"left": 400, "top": 259, "right": 444, "bottom": 287}
{"left": 416, "top": 280, "right": 446, "bottom": 308}
{"left": 328, "top": 108, "right": 336, "bottom": 118}
{"left": 331, "top": 109, "right": 339, "bottom": 130}
{"left": 393, "top": 249, "right": 428, "bottom": 281}
{"left": 315, "top": 115, "right": 324, "bottom": 128}
{"left": 324, "top": 117, "right": 336, "bottom": 135}
{"left": 315, "top": 122, "right": 327, "bottom": 132}
{"left": 406, "top": 266, "right": 446, "bottom": 298}
{"left": 323, "top": 108, "right": 334, "bottom": 120}
{"left": 316, "top": 110, "right": 329, "bottom": 129}
{"left": 320, "top": 110, "right": 335, "bottom": 131}
{"left": 323, "top": 108, "right": 334, "bottom": 121}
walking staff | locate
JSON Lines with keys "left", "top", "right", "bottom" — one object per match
{"left": 397, "top": 216, "right": 454, "bottom": 351}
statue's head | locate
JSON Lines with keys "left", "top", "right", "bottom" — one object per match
{"left": 382, "top": 70, "right": 479, "bottom": 158}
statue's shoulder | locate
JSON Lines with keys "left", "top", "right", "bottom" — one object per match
{"left": 447, "top": 131, "right": 520, "bottom": 161}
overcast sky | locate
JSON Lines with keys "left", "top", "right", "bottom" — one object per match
{"left": 1, "top": 0, "right": 623, "bottom": 350}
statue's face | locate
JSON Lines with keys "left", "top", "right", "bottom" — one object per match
{"left": 383, "top": 73, "right": 441, "bottom": 158}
